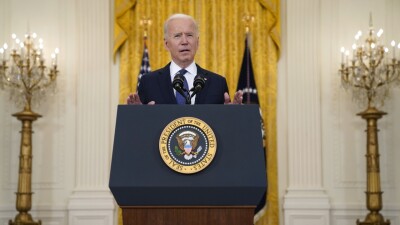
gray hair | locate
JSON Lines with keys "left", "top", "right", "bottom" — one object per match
{"left": 163, "top": 14, "right": 199, "bottom": 39}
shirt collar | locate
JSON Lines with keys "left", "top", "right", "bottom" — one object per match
{"left": 170, "top": 61, "right": 197, "bottom": 77}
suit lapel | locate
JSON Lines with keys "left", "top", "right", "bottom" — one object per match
{"left": 157, "top": 63, "right": 177, "bottom": 104}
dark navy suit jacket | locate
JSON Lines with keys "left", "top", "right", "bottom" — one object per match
{"left": 138, "top": 63, "right": 229, "bottom": 104}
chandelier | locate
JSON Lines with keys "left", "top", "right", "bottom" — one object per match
{"left": 0, "top": 33, "right": 59, "bottom": 109}
{"left": 339, "top": 17, "right": 400, "bottom": 108}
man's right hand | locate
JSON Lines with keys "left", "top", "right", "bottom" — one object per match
{"left": 126, "top": 93, "right": 155, "bottom": 105}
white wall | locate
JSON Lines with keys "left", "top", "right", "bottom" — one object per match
{"left": 0, "top": 1, "right": 399, "bottom": 225}
{"left": 280, "top": 0, "right": 400, "bottom": 225}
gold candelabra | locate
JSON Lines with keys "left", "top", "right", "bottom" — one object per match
{"left": 0, "top": 33, "right": 59, "bottom": 225}
{"left": 339, "top": 15, "right": 399, "bottom": 225}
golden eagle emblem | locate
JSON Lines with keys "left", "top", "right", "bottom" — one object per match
{"left": 175, "top": 131, "right": 202, "bottom": 160}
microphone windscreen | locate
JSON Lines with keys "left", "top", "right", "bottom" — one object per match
{"left": 193, "top": 75, "right": 205, "bottom": 90}
{"left": 172, "top": 74, "right": 184, "bottom": 89}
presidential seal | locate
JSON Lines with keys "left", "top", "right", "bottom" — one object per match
{"left": 159, "top": 117, "right": 217, "bottom": 174}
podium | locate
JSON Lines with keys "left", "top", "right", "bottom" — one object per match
{"left": 109, "top": 105, "right": 266, "bottom": 225}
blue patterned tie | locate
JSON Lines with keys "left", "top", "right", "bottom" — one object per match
{"left": 175, "top": 69, "right": 189, "bottom": 104}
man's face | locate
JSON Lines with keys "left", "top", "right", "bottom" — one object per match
{"left": 164, "top": 18, "right": 199, "bottom": 68}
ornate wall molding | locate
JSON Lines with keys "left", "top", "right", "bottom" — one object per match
{"left": 67, "top": 0, "right": 115, "bottom": 224}
{"left": 285, "top": 0, "right": 324, "bottom": 190}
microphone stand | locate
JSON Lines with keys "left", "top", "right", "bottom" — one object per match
{"left": 185, "top": 89, "right": 191, "bottom": 105}
{"left": 186, "top": 80, "right": 205, "bottom": 104}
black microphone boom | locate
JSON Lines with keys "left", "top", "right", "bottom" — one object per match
{"left": 172, "top": 74, "right": 186, "bottom": 97}
{"left": 172, "top": 74, "right": 191, "bottom": 104}
{"left": 190, "top": 75, "right": 206, "bottom": 98}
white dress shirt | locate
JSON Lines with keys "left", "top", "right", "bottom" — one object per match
{"left": 170, "top": 61, "right": 197, "bottom": 104}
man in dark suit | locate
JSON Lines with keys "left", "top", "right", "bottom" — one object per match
{"left": 128, "top": 13, "right": 243, "bottom": 105}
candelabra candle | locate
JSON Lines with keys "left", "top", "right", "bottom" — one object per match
{"left": 339, "top": 22, "right": 400, "bottom": 108}
{"left": 0, "top": 33, "right": 59, "bottom": 109}
{"left": 0, "top": 48, "right": 4, "bottom": 61}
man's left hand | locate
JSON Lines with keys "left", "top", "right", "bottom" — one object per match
{"left": 224, "top": 90, "right": 243, "bottom": 104}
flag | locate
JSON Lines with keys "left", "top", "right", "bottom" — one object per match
{"left": 237, "top": 34, "right": 267, "bottom": 221}
{"left": 136, "top": 42, "right": 151, "bottom": 90}
{"left": 237, "top": 35, "right": 258, "bottom": 104}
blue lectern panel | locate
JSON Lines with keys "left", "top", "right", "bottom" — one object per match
{"left": 109, "top": 105, "right": 266, "bottom": 206}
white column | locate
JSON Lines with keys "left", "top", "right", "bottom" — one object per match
{"left": 283, "top": 0, "right": 330, "bottom": 224}
{"left": 67, "top": 0, "right": 115, "bottom": 224}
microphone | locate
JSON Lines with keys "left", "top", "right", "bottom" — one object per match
{"left": 190, "top": 75, "right": 206, "bottom": 97}
{"left": 172, "top": 72, "right": 191, "bottom": 104}
{"left": 172, "top": 73, "right": 187, "bottom": 98}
